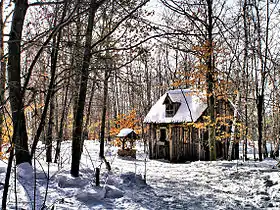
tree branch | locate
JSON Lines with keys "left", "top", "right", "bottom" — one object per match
{"left": 90, "top": 0, "right": 150, "bottom": 50}
{"left": 29, "top": 1, "right": 65, "bottom": 6}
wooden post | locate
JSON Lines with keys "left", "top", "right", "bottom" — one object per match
{"left": 95, "top": 168, "right": 100, "bottom": 186}
{"left": 198, "top": 128, "right": 201, "bottom": 161}
{"left": 169, "top": 126, "right": 172, "bottom": 161}
{"left": 144, "top": 156, "right": 147, "bottom": 184}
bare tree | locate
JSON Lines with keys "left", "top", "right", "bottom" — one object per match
{"left": 0, "top": 0, "right": 5, "bottom": 152}
{"left": 71, "top": 0, "right": 107, "bottom": 177}
{"left": 7, "top": 0, "right": 31, "bottom": 164}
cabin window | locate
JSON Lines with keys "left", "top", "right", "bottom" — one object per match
{"left": 166, "top": 104, "right": 174, "bottom": 117}
{"left": 165, "top": 103, "right": 180, "bottom": 117}
{"left": 163, "top": 94, "right": 181, "bottom": 117}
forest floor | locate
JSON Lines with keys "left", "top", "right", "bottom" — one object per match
{"left": 0, "top": 140, "right": 280, "bottom": 209}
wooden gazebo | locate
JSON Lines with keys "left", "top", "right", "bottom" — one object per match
{"left": 116, "top": 128, "right": 138, "bottom": 158}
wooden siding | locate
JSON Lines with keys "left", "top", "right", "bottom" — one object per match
{"left": 147, "top": 99, "right": 238, "bottom": 162}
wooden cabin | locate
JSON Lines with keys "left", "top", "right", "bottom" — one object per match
{"left": 144, "top": 89, "right": 238, "bottom": 162}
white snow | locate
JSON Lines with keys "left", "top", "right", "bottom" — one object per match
{"left": 144, "top": 89, "right": 208, "bottom": 123}
{"left": 117, "top": 128, "right": 135, "bottom": 137}
{"left": 17, "top": 162, "right": 42, "bottom": 209}
{"left": 0, "top": 140, "right": 280, "bottom": 209}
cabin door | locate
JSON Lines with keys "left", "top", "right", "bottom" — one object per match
{"left": 171, "top": 127, "right": 183, "bottom": 161}
{"left": 158, "top": 127, "right": 169, "bottom": 159}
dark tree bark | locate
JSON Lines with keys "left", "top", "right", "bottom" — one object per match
{"left": 1, "top": 146, "right": 14, "bottom": 209}
{"left": 45, "top": 10, "right": 61, "bottom": 163}
{"left": 206, "top": 0, "right": 216, "bottom": 161}
{"left": 0, "top": 0, "right": 5, "bottom": 152}
{"left": 72, "top": 6, "right": 82, "bottom": 122}
{"left": 71, "top": 0, "right": 106, "bottom": 177}
{"left": 98, "top": 66, "right": 111, "bottom": 172}
{"left": 3, "top": 1, "right": 30, "bottom": 207}
{"left": 7, "top": 0, "right": 31, "bottom": 165}
{"left": 254, "top": 1, "right": 270, "bottom": 162}
{"left": 257, "top": 95, "right": 263, "bottom": 161}
{"left": 46, "top": 97, "right": 54, "bottom": 162}
{"left": 242, "top": 0, "right": 249, "bottom": 160}
{"left": 100, "top": 69, "right": 110, "bottom": 158}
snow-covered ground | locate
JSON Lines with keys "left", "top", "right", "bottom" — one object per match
{"left": 0, "top": 140, "right": 280, "bottom": 209}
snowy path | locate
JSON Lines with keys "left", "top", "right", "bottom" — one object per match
{"left": 111, "top": 156, "right": 280, "bottom": 210}
{"left": 1, "top": 141, "right": 280, "bottom": 209}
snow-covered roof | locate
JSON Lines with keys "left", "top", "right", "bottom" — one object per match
{"left": 117, "top": 128, "right": 137, "bottom": 138}
{"left": 144, "top": 89, "right": 208, "bottom": 124}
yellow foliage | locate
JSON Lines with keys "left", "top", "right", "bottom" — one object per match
{"left": 24, "top": 102, "right": 44, "bottom": 112}
{"left": 110, "top": 109, "right": 140, "bottom": 136}
{"left": 88, "top": 121, "right": 101, "bottom": 140}
{"left": 110, "top": 109, "right": 141, "bottom": 147}
{"left": 186, "top": 113, "right": 245, "bottom": 142}
{"left": 1, "top": 115, "right": 13, "bottom": 160}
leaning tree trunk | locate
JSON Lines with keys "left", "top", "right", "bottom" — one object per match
{"left": 7, "top": 0, "right": 31, "bottom": 165}
{"left": 0, "top": 0, "right": 5, "bottom": 152}
{"left": 99, "top": 67, "right": 111, "bottom": 172}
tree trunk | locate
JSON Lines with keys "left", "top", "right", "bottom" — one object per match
{"left": 145, "top": 56, "right": 152, "bottom": 113}
{"left": 30, "top": 0, "right": 70, "bottom": 157}
{"left": 7, "top": 0, "right": 31, "bottom": 165}
{"left": 113, "top": 70, "right": 119, "bottom": 119}
{"left": 263, "top": 113, "right": 268, "bottom": 158}
{"left": 228, "top": 92, "right": 240, "bottom": 160}
{"left": 46, "top": 97, "right": 54, "bottom": 162}
{"left": 206, "top": 0, "right": 216, "bottom": 161}
{"left": 100, "top": 70, "right": 110, "bottom": 158}
{"left": 71, "top": 0, "right": 102, "bottom": 177}
{"left": 72, "top": 6, "right": 82, "bottom": 122}
{"left": 54, "top": 75, "right": 70, "bottom": 163}
{"left": 257, "top": 95, "right": 263, "bottom": 161}
{"left": 242, "top": 0, "right": 249, "bottom": 160}
{"left": 244, "top": 102, "right": 248, "bottom": 160}
{"left": 0, "top": 0, "right": 5, "bottom": 152}
{"left": 1, "top": 146, "right": 14, "bottom": 209}
{"left": 84, "top": 74, "right": 97, "bottom": 140}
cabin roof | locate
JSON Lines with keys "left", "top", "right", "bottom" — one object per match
{"left": 144, "top": 89, "right": 207, "bottom": 124}
{"left": 117, "top": 128, "right": 137, "bottom": 138}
